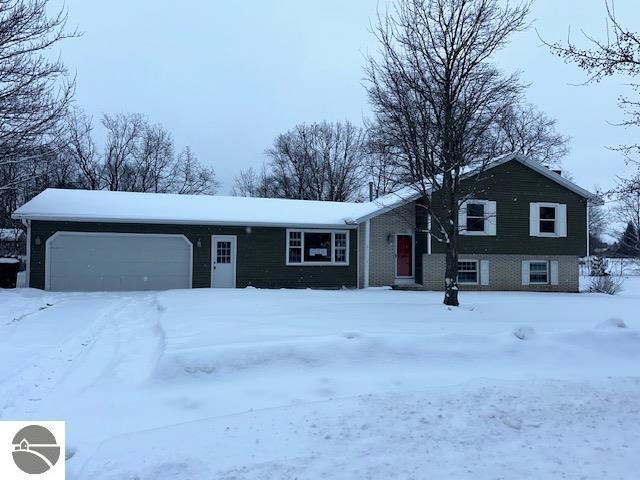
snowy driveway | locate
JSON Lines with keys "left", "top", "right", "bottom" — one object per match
{"left": 1, "top": 283, "right": 640, "bottom": 479}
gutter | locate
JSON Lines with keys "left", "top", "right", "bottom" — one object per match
{"left": 10, "top": 214, "right": 359, "bottom": 230}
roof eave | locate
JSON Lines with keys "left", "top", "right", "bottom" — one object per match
{"left": 10, "top": 213, "right": 358, "bottom": 230}
{"left": 353, "top": 191, "right": 423, "bottom": 224}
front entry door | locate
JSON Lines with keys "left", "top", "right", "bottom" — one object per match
{"left": 396, "top": 234, "right": 414, "bottom": 282}
{"left": 212, "top": 235, "right": 237, "bottom": 288}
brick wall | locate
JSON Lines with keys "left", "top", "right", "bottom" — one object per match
{"left": 364, "top": 203, "right": 417, "bottom": 287}
{"left": 422, "top": 253, "right": 579, "bottom": 292}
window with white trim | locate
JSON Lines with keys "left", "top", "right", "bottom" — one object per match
{"left": 288, "top": 231, "right": 302, "bottom": 263}
{"left": 457, "top": 260, "right": 479, "bottom": 284}
{"left": 334, "top": 232, "right": 347, "bottom": 263}
{"left": 539, "top": 206, "right": 556, "bottom": 234}
{"left": 286, "top": 230, "right": 349, "bottom": 266}
{"left": 529, "top": 261, "right": 549, "bottom": 284}
{"left": 466, "top": 203, "right": 485, "bottom": 232}
{"left": 530, "top": 202, "right": 567, "bottom": 237}
{"left": 459, "top": 199, "right": 496, "bottom": 236}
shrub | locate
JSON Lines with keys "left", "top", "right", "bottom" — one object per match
{"left": 588, "top": 275, "right": 624, "bottom": 295}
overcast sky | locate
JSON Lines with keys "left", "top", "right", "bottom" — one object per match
{"left": 52, "top": 0, "right": 638, "bottom": 194}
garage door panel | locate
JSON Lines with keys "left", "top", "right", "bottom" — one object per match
{"left": 46, "top": 233, "right": 192, "bottom": 292}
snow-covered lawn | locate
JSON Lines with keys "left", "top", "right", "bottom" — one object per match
{"left": 1, "top": 281, "right": 640, "bottom": 479}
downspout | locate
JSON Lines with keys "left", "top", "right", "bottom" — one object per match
{"left": 21, "top": 218, "right": 30, "bottom": 288}
{"left": 585, "top": 200, "right": 590, "bottom": 259}
{"left": 427, "top": 214, "right": 432, "bottom": 255}
{"left": 364, "top": 219, "right": 370, "bottom": 288}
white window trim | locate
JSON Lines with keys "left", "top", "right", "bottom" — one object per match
{"left": 459, "top": 199, "right": 496, "bottom": 236}
{"left": 528, "top": 260, "right": 550, "bottom": 285}
{"left": 537, "top": 203, "right": 559, "bottom": 237}
{"left": 457, "top": 259, "right": 479, "bottom": 285}
{"left": 286, "top": 229, "right": 350, "bottom": 266}
{"left": 531, "top": 202, "right": 567, "bottom": 238}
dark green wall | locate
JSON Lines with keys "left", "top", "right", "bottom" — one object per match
{"left": 29, "top": 221, "right": 357, "bottom": 290}
{"left": 430, "top": 160, "right": 588, "bottom": 255}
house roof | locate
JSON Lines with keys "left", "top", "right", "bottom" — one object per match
{"left": 12, "top": 188, "right": 410, "bottom": 228}
{"left": 482, "top": 152, "right": 599, "bottom": 201}
{"left": 357, "top": 152, "right": 600, "bottom": 214}
{"left": 12, "top": 153, "right": 598, "bottom": 227}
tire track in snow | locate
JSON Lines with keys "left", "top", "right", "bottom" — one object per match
{"left": 0, "top": 295, "right": 134, "bottom": 418}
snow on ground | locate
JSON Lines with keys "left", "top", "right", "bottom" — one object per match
{"left": 1, "top": 280, "right": 640, "bottom": 479}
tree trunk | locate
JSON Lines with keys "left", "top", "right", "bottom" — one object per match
{"left": 443, "top": 174, "right": 459, "bottom": 306}
{"left": 443, "top": 241, "right": 459, "bottom": 306}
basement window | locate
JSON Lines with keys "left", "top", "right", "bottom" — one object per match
{"left": 287, "top": 230, "right": 349, "bottom": 266}
{"left": 529, "top": 261, "right": 549, "bottom": 284}
{"left": 457, "top": 260, "right": 479, "bottom": 284}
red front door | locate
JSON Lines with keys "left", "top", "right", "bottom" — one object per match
{"left": 396, "top": 235, "right": 413, "bottom": 277}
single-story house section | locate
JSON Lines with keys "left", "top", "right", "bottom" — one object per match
{"left": 13, "top": 153, "right": 598, "bottom": 293}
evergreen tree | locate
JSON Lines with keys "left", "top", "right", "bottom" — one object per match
{"left": 617, "top": 222, "right": 640, "bottom": 258}
{"left": 590, "top": 256, "right": 608, "bottom": 277}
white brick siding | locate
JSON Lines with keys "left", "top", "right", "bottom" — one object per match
{"left": 359, "top": 203, "right": 416, "bottom": 287}
{"left": 422, "top": 254, "right": 579, "bottom": 292}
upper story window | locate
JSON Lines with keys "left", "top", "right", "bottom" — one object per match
{"left": 466, "top": 203, "right": 485, "bottom": 232}
{"left": 287, "top": 229, "right": 349, "bottom": 266}
{"left": 459, "top": 200, "right": 496, "bottom": 236}
{"left": 530, "top": 203, "right": 567, "bottom": 237}
{"left": 539, "top": 206, "right": 557, "bottom": 234}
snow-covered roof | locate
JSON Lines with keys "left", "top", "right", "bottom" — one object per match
{"left": 12, "top": 154, "right": 597, "bottom": 228}
{"left": 12, "top": 188, "right": 412, "bottom": 228}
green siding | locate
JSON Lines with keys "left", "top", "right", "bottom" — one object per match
{"left": 430, "top": 160, "right": 588, "bottom": 256}
{"left": 29, "top": 221, "right": 357, "bottom": 290}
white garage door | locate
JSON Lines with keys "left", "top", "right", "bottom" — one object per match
{"left": 46, "top": 232, "right": 192, "bottom": 292}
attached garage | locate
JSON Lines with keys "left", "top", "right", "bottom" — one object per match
{"left": 45, "top": 232, "right": 192, "bottom": 292}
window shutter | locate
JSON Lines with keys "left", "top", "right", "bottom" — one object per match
{"left": 480, "top": 260, "right": 490, "bottom": 285}
{"left": 550, "top": 260, "right": 559, "bottom": 285}
{"left": 485, "top": 201, "right": 497, "bottom": 235}
{"left": 458, "top": 201, "right": 467, "bottom": 234}
{"left": 529, "top": 203, "right": 539, "bottom": 236}
{"left": 521, "top": 260, "right": 530, "bottom": 285}
{"left": 557, "top": 204, "right": 567, "bottom": 237}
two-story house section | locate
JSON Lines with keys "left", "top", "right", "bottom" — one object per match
{"left": 424, "top": 153, "right": 597, "bottom": 292}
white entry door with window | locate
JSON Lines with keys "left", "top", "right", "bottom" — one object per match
{"left": 211, "top": 235, "right": 237, "bottom": 288}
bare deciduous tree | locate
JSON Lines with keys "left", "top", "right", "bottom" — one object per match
{"left": 0, "top": 0, "right": 77, "bottom": 228}
{"left": 231, "top": 166, "right": 276, "bottom": 198}
{"left": 57, "top": 110, "right": 219, "bottom": 195}
{"left": 365, "top": 0, "right": 530, "bottom": 306}
{"left": 64, "top": 109, "right": 100, "bottom": 190}
{"left": 170, "top": 146, "right": 219, "bottom": 195}
{"left": 488, "top": 103, "right": 570, "bottom": 166}
{"left": 264, "top": 121, "right": 368, "bottom": 202}
{"left": 543, "top": 1, "right": 640, "bottom": 192}
{"left": 102, "top": 113, "right": 145, "bottom": 191}
{"left": 612, "top": 188, "right": 640, "bottom": 239}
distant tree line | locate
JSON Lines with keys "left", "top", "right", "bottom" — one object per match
{"left": 1, "top": 110, "right": 218, "bottom": 226}
{"left": 232, "top": 104, "right": 570, "bottom": 203}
